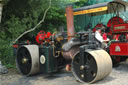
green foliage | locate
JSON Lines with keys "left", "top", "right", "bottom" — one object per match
{"left": 0, "top": 38, "right": 14, "bottom": 65}
{"left": 2, "top": 0, "right": 9, "bottom": 4}
{"left": 74, "top": 0, "right": 89, "bottom": 8}
{"left": 5, "top": 64, "right": 16, "bottom": 68}
{"left": 0, "top": 0, "right": 66, "bottom": 67}
{"left": 42, "top": 7, "right": 66, "bottom": 32}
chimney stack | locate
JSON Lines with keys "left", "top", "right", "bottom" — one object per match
{"left": 66, "top": 6, "right": 75, "bottom": 41}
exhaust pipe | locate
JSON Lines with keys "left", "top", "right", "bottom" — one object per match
{"left": 66, "top": 6, "right": 75, "bottom": 41}
{"left": 62, "top": 6, "right": 76, "bottom": 60}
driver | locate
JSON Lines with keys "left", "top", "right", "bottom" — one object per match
{"left": 95, "top": 27, "right": 109, "bottom": 48}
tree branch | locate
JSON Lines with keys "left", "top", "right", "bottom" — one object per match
{"left": 11, "top": 0, "right": 51, "bottom": 45}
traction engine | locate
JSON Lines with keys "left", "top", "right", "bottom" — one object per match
{"left": 13, "top": 6, "right": 112, "bottom": 84}
{"left": 108, "top": 16, "right": 128, "bottom": 65}
{"left": 93, "top": 16, "right": 128, "bottom": 66}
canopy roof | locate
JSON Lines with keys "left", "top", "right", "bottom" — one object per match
{"left": 73, "top": 0, "right": 128, "bottom": 16}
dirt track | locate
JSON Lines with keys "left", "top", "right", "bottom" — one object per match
{"left": 1, "top": 61, "right": 128, "bottom": 85}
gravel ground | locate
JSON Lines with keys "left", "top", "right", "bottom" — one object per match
{"left": 1, "top": 61, "right": 128, "bottom": 85}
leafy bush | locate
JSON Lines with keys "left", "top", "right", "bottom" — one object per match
{"left": 0, "top": 0, "right": 66, "bottom": 67}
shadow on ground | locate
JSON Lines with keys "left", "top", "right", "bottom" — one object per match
{"left": 7, "top": 71, "right": 80, "bottom": 85}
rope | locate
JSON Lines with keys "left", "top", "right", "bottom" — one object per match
{"left": 11, "top": 0, "right": 52, "bottom": 45}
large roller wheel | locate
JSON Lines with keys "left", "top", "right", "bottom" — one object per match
{"left": 16, "top": 45, "right": 40, "bottom": 76}
{"left": 72, "top": 49, "right": 112, "bottom": 83}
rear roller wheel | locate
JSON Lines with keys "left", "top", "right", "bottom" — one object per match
{"left": 72, "top": 49, "right": 112, "bottom": 83}
{"left": 16, "top": 45, "right": 40, "bottom": 76}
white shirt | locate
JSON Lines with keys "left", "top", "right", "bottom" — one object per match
{"left": 95, "top": 31, "right": 104, "bottom": 43}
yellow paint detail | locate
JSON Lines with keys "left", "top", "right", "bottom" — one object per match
{"left": 73, "top": 6, "right": 107, "bottom": 15}
{"left": 65, "top": 6, "right": 107, "bottom": 16}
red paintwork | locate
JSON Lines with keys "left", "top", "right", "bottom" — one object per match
{"left": 93, "top": 17, "right": 124, "bottom": 34}
{"left": 113, "top": 23, "right": 128, "bottom": 33}
{"left": 36, "top": 31, "right": 52, "bottom": 44}
{"left": 107, "top": 16, "right": 124, "bottom": 28}
{"left": 108, "top": 17, "right": 128, "bottom": 57}
{"left": 110, "top": 42, "right": 128, "bottom": 56}
{"left": 92, "top": 17, "right": 128, "bottom": 58}
{"left": 107, "top": 16, "right": 124, "bottom": 35}
{"left": 113, "top": 34, "right": 121, "bottom": 40}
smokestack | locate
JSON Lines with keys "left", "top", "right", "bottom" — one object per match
{"left": 66, "top": 6, "right": 75, "bottom": 41}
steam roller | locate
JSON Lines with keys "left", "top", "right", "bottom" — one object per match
{"left": 72, "top": 49, "right": 112, "bottom": 83}
{"left": 13, "top": 5, "right": 113, "bottom": 84}
{"left": 16, "top": 45, "right": 40, "bottom": 76}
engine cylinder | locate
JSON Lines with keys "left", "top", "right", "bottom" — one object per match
{"left": 62, "top": 46, "right": 79, "bottom": 60}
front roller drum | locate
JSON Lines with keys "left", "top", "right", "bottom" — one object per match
{"left": 72, "top": 49, "right": 112, "bottom": 83}
{"left": 16, "top": 45, "right": 40, "bottom": 76}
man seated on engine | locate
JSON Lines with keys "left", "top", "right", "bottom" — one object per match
{"left": 95, "top": 27, "right": 109, "bottom": 48}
